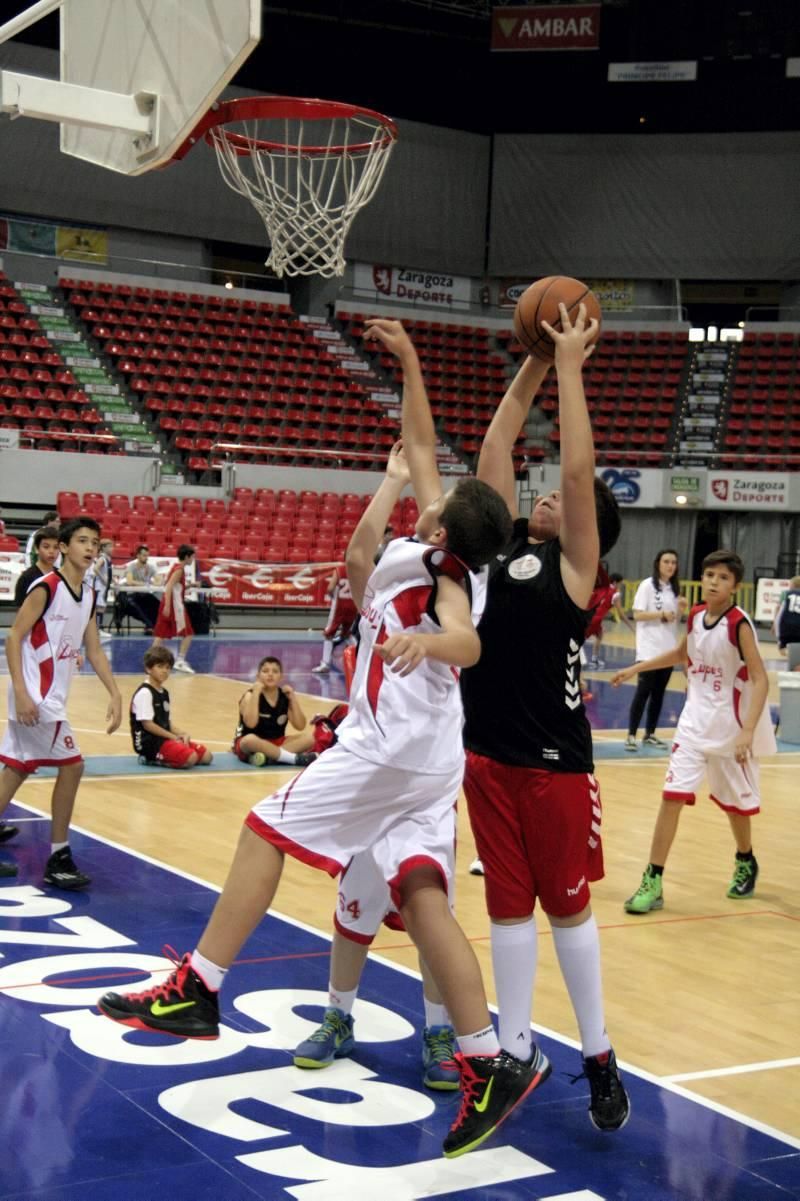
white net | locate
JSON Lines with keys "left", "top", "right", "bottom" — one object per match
{"left": 208, "top": 106, "right": 397, "bottom": 278}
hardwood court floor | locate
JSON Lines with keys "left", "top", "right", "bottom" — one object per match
{"left": 2, "top": 642, "right": 798, "bottom": 1145}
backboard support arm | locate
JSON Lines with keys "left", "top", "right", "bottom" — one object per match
{"left": 0, "top": 71, "right": 157, "bottom": 143}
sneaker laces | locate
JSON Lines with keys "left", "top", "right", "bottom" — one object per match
{"left": 449, "top": 1054, "right": 484, "bottom": 1130}
{"left": 307, "top": 1009, "right": 350, "bottom": 1044}
{"left": 569, "top": 1055, "right": 620, "bottom": 1103}
{"left": 731, "top": 859, "right": 753, "bottom": 886}
{"left": 120, "top": 945, "right": 191, "bottom": 1004}
{"left": 425, "top": 1028, "right": 458, "bottom": 1069}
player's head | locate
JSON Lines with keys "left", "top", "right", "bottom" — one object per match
{"left": 528, "top": 478, "right": 621, "bottom": 557}
{"left": 701, "top": 549, "right": 744, "bottom": 601}
{"left": 34, "top": 524, "right": 60, "bottom": 568}
{"left": 609, "top": 572, "right": 624, "bottom": 585}
{"left": 135, "top": 544, "right": 149, "bottom": 562}
{"left": 790, "top": 575, "right": 800, "bottom": 590}
{"left": 652, "top": 548, "right": 680, "bottom": 594}
{"left": 177, "top": 544, "right": 195, "bottom": 562}
{"left": 143, "top": 646, "right": 174, "bottom": 682}
{"left": 416, "top": 479, "right": 512, "bottom": 571}
{"left": 42, "top": 510, "right": 58, "bottom": 525}
{"left": 256, "top": 655, "right": 283, "bottom": 685}
{"left": 58, "top": 517, "right": 101, "bottom": 570}
{"left": 100, "top": 538, "right": 114, "bottom": 555}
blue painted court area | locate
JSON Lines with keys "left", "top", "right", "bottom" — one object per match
{"left": 1, "top": 805, "right": 798, "bottom": 1201}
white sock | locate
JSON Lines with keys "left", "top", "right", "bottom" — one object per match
{"left": 276, "top": 748, "right": 295, "bottom": 764}
{"left": 51, "top": 841, "right": 69, "bottom": 854}
{"left": 423, "top": 998, "right": 450, "bottom": 1029}
{"left": 321, "top": 639, "right": 334, "bottom": 666}
{"left": 329, "top": 983, "right": 358, "bottom": 1015}
{"left": 551, "top": 917, "right": 611, "bottom": 1058}
{"left": 457, "top": 1025, "right": 500, "bottom": 1058}
{"left": 491, "top": 917, "right": 537, "bottom": 1058}
{"left": 190, "top": 949, "right": 227, "bottom": 992}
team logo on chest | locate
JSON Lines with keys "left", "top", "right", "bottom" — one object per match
{"left": 508, "top": 554, "right": 542, "bottom": 581}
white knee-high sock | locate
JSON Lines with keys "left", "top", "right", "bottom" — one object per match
{"left": 551, "top": 916, "right": 611, "bottom": 1058}
{"left": 491, "top": 917, "right": 537, "bottom": 1058}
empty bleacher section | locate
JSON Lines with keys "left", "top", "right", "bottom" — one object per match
{"left": 56, "top": 488, "right": 420, "bottom": 565}
{"left": 0, "top": 271, "right": 120, "bottom": 455}
{"left": 719, "top": 329, "right": 800, "bottom": 469}
{"left": 61, "top": 278, "right": 402, "bottom": 480}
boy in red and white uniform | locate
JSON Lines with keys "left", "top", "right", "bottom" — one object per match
{"left": 613, "top": 549, "right": 775, "bottom": 912}
{"left": 0, "top": 517, "right": 122, "bottom": 887}
{"left": 311, "top": 566, "right": 357, "bottom": 674}
{"left": 99, "top": 321, "right": 552, "bottom": 1161}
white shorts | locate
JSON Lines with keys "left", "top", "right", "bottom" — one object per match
{"left": 0, "top": 719, "right": 83, "bottom": 774}
{"left": 335, "top": 820, "right": 457, "bottom": 944}
{"left": 663, "top": 739, "right": 761, "bottom": 816}
{"left": 246, "top": 742, "right": 461, "bottom": 909}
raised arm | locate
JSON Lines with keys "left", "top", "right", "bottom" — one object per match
{"left": 478, "top": 355, "right": 551, "bottom": 516}
{"left": 541, "top": 302, "right": 600, "bottom": 607}
{"left": 346, "top": 441, "right": 410, "bottom": 609}
{"left": 364, "top": 319, "right": 441, "bottom": 512}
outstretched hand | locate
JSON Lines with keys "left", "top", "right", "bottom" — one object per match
{"left": 610, "top": 667, "right": 636, "bottom": 687}
{"left": 385, "top": 440, "right": 411, "bottom": 486}
{"left": 364, "top": 318, "right": 416, "bottom": 361}
{"left": 540, "top": 302, "right": 598, "bottom": 370}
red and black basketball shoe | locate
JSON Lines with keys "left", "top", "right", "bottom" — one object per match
{"left": 98, "top": 947, "right": 220, "bottom": 1039}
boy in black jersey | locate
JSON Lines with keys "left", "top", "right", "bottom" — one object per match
{"left": 462, "top": 302, "right": 630, "bottom": 1133}
{"left": 130, "top": 648, "right": 212, "bottom": 769}
{"left": 233, "top": 656, "right": 317, "bottom": 768}
{"left": 13, "top": 525, "right": 60, "bottom": 607}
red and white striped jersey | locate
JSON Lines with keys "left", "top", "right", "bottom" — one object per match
{"left": 337, "top": 538, "right": 487, "bottom": 775}
{"left": 7, "top": 571, "right": 94, "bottom": 722}
{"left": 677, "top": 603, "right": 776, "bottom": 757}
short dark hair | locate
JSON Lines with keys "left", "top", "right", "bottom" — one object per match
{"left": 177, "top": 544, "right": 195, "bottom": 561}
{"left": 34, "top": 524, "right": 60, "bottom": 551}
{"left": 258, "top": 655, "right": 282, "bottom": 672}
{"left": 144, "top": 647, "right": 175, "bottom": 670}
{"left": 42, "top": 511, "right": 58, "bottom": 523}
{"left": 609, "top": 572, "right": 624, "bottom": 584}
{"left": 651, "top": 548, "right": 680, "bottom": 597}
{"left": 593, "top": 478, "right": 622, "bottom": 559}
{"left": 135, "top": 544, "right": 149, "bottom": 555}
{"left": 440, "top": 478, "right": 513, "bottom": 572}
{"left": 701, "top": 549, "right": 745, "bottom": 585}
{"left": 58, "top": 516, "right": 101, "bottom": 546}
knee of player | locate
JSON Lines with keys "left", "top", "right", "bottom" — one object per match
{"left": 201, "top": 749, "right": 213, "bottom": 764}
{"left": 184, "top": 752, "right": 199, "bottom": 768}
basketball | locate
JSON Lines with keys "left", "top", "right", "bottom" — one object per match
{"left": 513, "top": 276, "right": 602, "bottom": 360}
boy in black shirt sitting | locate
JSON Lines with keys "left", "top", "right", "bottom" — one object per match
{"left": 233, "top": 655, "right": 317, "bottom": 767}
{"left": 130, "top": 648, "right": 212, "bottom": 769}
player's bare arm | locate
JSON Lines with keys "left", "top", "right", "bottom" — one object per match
{"left": 282, "top": 685, "right": 307, "bottom": 731}
{"left": 346, "top": 441, "right": 410, "bottom": 608}
{"left": 5, "top": 586, "right": 48, "bottom": 725}
{"left": 478, "top": 355, "right": 551, "bottom": 515}
{"left": 83, "top": 620, "right": 122, "bottom": 732}
{"left": 734, "top": 622, "right": 769, "bottom": 760}
{"left": 610, "top": 636, "right": 688, "bottom": 686}
{"left": 540, "top": 302, "right": 600, "bottom": 609}
{"left": 376, "top": 575, "right": 480, "bottom": 675}
{"left": 240, "top": 688, "right": 263, "bottom": 728}
{"left": 364, "top": 318, "right": 441, "bottom": 512}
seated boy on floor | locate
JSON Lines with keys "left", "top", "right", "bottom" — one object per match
{"left": 130, "top": 647, "right": 212, "bottom": 769}
{"left": 232, "top": 655, "right": 317, "bottom": 768}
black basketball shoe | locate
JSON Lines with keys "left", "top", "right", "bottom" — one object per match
{"left": 580, "top": 1049, "right": 630, "bottom": 1131}
{"left": 443, "top": 1046, "right": 551, "bottom": 1158}
{"left": 43, "top": 846, "right": 90, "bottom": 890}
{"left": 0, "top": 823, "right": 19, "bottom": 843}
{"left": 98, "top": 948, "right": 220, "bottom": 1039}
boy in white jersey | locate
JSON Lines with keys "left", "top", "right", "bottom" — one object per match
{"left": 98, "top": 322, "right": 554, "bottom": 1160}
{"left": 612, "top": 550, "right": 774, "bottom": 911}
{"left": 0, "top": 517, "right": 122, "bottom": 887}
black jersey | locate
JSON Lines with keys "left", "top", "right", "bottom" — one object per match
{"left": 130, "top": 683, "right": 172, "bottom": 760}
{"left": 462, "top": 522, "right": 594, "bottom": 772}
{"left": 777, "top": 589, "right": 800, "bottom": 647}
{"left": 234, "top": 688, "right": 290, "bottom": 743}
{"left": 14, "top": 564, "right": 44, "bottom": 608}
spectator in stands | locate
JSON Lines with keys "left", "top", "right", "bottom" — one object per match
{"left": 775, "top": 576, "right": 800, "bottom": 671}
{"left": 130, "top": 647, "right": 212, "bottom": 769}
{"left": 87, "top": 539, "right": 114, "bottom": 641}
{"left": 123, "top": 544, "right": 160, "bottom": 632}
{"left": 14, "top": 525, "right": 60, "bottom": 608}
{"left": 25, "top": 510, "right": 58, "bottom": 565}
{"left": 625, "top": 549, "right": 688, "bottom": 751}
{"left": 233, "top": 655, "right": 317, "bottom": 767}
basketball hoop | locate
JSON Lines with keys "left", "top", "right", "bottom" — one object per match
{"left": 179, "top": 96, "right": 398, "bottom": 278}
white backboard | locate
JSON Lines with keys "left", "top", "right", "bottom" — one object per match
{"left": 60, "top": 0, "right": 261, "bottom": 175}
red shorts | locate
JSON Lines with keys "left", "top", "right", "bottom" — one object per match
{"left": 152, "top": 739, "right": 207, "bottom": 769}
{"left": 463, "top": 751, "right": 604, "bottom": 919}
{"left": 233, "top": 734, "right": 285, "bottom": 762}
{"left": 324, "top": 600, "right": 357, "bottom": 639}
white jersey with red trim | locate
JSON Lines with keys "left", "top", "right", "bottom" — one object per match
{"left": 7, "top": 571, "right": 94, "bottom": 722}
{"left": 677, "top": 603, "right": 776, "bottom": 757}
{"left": 337, "top": 538, "right": 487, "bottom": 775}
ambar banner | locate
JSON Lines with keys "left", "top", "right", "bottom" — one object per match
{"left": 199, "top": 559, "right": 336, "bottom": 607}
{"left": 56, "top": 226, "right": 108, "bottom": 264}
{"left": 498, "top": 277, "right": 633, "bottom": 310}
{"left": 491, "top": 4, "right": 601, "bottom": 52}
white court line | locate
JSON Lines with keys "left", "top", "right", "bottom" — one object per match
{"left": 667, "top": 1057, "right": 800, "bottom": 1083}
{"left": 4, "top": 795, "right": 800, "bottom": 1153}
{"left": 20, "top": 771, "right": 264, "bottom": 784}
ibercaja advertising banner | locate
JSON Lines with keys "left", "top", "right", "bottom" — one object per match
{"left": 199, "top": 559, "right": 336, "bottom": 607}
